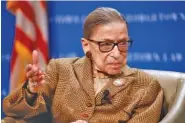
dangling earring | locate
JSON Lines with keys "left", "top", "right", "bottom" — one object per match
{"left": 85, "top": 51, "right": 92, "bottom": 58}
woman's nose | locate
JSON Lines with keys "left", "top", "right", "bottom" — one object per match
{"left": 111, "top": 45, "right": 121, "bottom": 58}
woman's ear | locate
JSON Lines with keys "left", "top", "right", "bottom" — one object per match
{"left": 81, "top": 38, "right": 90, "bottom": 54}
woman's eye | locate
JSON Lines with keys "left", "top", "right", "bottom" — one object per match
{"left": 119, "top": 42, "right": 127, "bottom": 45}
{"left": 101, "top": 42, "right": 113, "bottom": 46}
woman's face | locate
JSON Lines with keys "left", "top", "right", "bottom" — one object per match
{"left": 82, "top": 22, "right": 129, "bottom": 75}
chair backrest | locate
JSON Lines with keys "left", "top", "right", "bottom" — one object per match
{"left": 142, "top": 69, "right": 185, "bottom": 123}
{"left": 142, "top": 69, "right": 185, "bottom": 110}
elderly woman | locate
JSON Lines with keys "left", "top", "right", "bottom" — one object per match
{"left": 3, "top": 7, "right": 163, "bottom": 123}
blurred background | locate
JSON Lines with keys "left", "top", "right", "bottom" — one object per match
{"left": 1, "top": 1, "right": 185, "bottom": 118}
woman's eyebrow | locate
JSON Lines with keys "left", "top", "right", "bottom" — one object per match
{"left": 101, "top": 38, "right": 114, "bottom": 41}
{"left": 100, "top": 37, "right": 129, "bottom": 42}
{"left": 117, "top": 38, "right": 129, "bottom": 42}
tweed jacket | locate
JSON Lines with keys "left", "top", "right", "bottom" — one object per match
{"left": 3, "top": 57, "right": 163, "bottom": 123}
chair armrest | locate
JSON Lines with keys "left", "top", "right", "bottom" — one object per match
{"left": 2, "top": 112, "right": 52, "bottom": 123}
{"left": 1, "top": 117, "right": 22, "bottom": 123}
{"left": 159, "top": 79, "right": 185, "bottom": 123}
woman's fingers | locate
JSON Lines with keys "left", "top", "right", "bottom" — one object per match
{"left": 26, "top": 50, "right": 39, "bottom": 77}
{"left": 32, "top": 50, "right": 39, "bottom": 65}
{"left": 26, "top": 67, "right": 38, "bottom": 78}
{"left": 26, "top": 65, "right": 44, "bottom": 78}
{"left": 30, "top": 74, "right": 44, "bottom": 81}
{"left": 25, "top": 50, "right": 46, "bottom": 93}
{"left": 25, "top": 64, "right": 32, "bottom": 72}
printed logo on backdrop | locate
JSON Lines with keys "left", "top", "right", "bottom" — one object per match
{"left": 49, "top": 12, "right": 185, "bottom": 65}
{"left": 1, "top": 54, "right": 11, "bottom": 61}
{"left": 49, "top": 12, "right": 185, "bottom": 25}
{"left": 128, "top": 52, "right": 183, "bottom": 63}
{"left": 1, "top": 54, "right": 11, "bottom": 97}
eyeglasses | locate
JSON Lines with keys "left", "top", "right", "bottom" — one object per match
{"left": 87, "top": 38, "right": 133, "bottom": 52}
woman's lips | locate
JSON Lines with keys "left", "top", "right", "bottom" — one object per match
{"left": 108, "top": 63, "right": 122, "bottom": 68}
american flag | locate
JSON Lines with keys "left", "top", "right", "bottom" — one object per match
{"left": 7, "top": 1, "right": 49, "bottom": 92}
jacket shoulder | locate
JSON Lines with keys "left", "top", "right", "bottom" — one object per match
{"left": 133, "top": 68, "right": 157, "bottom": 86}
{"left": 52, "top": 56, "right": 86, "bottom": 64}
{"left": 53, "top": 57, "right": 80, "bottom": 64}
{"left": 49, "top": 57, "right": 86, "bottom": 73}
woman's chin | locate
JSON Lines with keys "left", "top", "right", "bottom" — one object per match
{"left": 106, "top": 69, "right": 122, "bottom": 75}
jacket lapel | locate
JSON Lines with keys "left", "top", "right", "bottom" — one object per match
{"left": 73, "top": 58, "right": 137, "bottom": 104}
{"left": 95, "top": 65, "right": 137, "bottom": 105}
{"left": 109, "top": 66, "right": 137, "bottom": 97}
{"left": 73, "top": 57, "right": 95, "bottom": 101}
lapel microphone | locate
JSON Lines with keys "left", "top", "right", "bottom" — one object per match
{"left": 101, "top": 89, "right": 112, "bottom": 104}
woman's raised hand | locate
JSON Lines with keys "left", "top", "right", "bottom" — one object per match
{"left": 25, "top": 50, "right": 45, "bottom": 93}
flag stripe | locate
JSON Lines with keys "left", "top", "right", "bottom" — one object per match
{"left": 15, "top": 1, "right": 36, "bottom": 24}
{"left": 10, "top": 57, "right": 28, "bottom": 90}
{"left": 10, "top": 47, "right": 17, "bottom": 72}
{"left": 7, "top": 1, "right": 49, "bottom": 92}
{"left": 36, "top": 27, "right": 48, "bottom": 61}
{"left": 40, "top": 1, "right": 47, "bottom": 11}
{"left": 11, "top": 27, "right": 34, "bottom": 71}
{"left": 15, "top": 27, "right": 34, "bottom": 53}
{"left": 28, "top": 1, "right": 48, "bottom": 42}
{"left": 16, "top": 9, "right": 36, "bottom": 41}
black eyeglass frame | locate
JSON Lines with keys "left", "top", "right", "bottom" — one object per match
{"left": 86, "top": 38, "right": 133, "bottom": 52}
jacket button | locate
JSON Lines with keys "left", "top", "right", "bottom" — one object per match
{"left": 81, "top": 113, "right": 89, "bottom": 117}
{"left": 86, "top": 103, "right": 92, "bottom": 107}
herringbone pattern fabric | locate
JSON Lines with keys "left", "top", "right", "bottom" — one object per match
{"left": 3, "top": 57, "right": 163, "bottom": 123}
